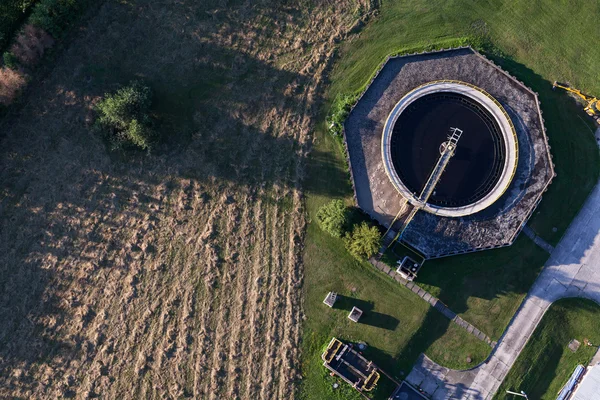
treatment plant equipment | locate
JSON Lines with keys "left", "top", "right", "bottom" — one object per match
{"left": 344, "top": 48, "right": 554, "bottom": 262}
{"left": 382, "top": 127, "right": 464, "bottom": 248}
{"left": 378, "top": 80, "right": 519, "bottom": 258}
{"left": 553, "top": 81, "right": 600, "bottom": 124}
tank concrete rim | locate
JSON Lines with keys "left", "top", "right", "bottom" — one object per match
{"left": 381, "top": 80, "right": 519, "bottom": 217}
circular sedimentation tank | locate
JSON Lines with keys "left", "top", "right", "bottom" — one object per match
{"left": 382, "top": 81, "right": 518, "bottom": 217}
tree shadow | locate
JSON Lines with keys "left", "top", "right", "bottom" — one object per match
{"left": 305, "top": 145, "right": 354, "bottom": 200}
{"left": 396, "top": 308, "right": 452, "bottom": 371}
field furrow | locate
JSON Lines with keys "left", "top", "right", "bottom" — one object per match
{"left": 0, "top": 0, "right": 362, "bottom": 399}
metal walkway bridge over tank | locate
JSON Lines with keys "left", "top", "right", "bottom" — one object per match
{"left": 383, "top": 127, "right": 464, "bottom": 250}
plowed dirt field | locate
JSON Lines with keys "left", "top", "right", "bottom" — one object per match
{"left": 0, "top": 0, "right": 368, "bottom": 398}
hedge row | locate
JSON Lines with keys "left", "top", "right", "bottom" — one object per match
{"left": 1, "top": 0, "right": 95, "bottom": 107}
{"left": 2, "top": 0, "right": 94, "bottom": 69}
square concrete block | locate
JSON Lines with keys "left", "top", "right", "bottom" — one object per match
{"left": 420, "top": 376, "right": 440, "bottom": 396}
{"left": 406, "top": 368, "right": 426, "bottom": 387}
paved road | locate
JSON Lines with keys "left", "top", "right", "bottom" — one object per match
{"left": 407, "top": 179, "right": 600, "bottom": 399}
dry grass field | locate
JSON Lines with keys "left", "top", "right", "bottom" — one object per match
{"left": 0, "top": 0, "right": 369, "bottom": 398}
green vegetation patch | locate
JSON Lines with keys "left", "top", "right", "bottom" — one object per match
{"left": 344, "top": 221, "right": 381, "bottom": 261}
{"left": 94, "top": 80, "right": 157, "bottom": 151}
{"left": 316, "top": 199, "right": 349, "bottom": 238}
{"left": 314, "top": 0, "right": 600, "bottom": 347}
{"left": 304, "top": 0, "right": 600, "bottom": 398}
{"left": 496, "top": 298, "right": 600, "bottom": 399}
{"left": 29, "top": 0, "right": 91, "bottom": 38}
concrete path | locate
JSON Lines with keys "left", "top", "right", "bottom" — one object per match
{"left": 522, "top": 225, "right": 554, "bottom": 253}
{"left": 407, "top": 180, "right": 600, "bottom": 399}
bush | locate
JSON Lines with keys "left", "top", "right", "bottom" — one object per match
{"left": 29, "top": 0, "right": 85, "bottom": 38}
{"left": 10, "top": 24, "right": 54, "bottom": 66}
{"left": 2, "top": 52, "right": 19, "bottom": 70}
{"left": 94, "top": 80, "right": 156, "bottom": 151}
{"left": 344, "top": 222, "right": 381, "bottom": 260}
{"left": 0, "top": 67, "right": 26, "bottom": 106}
{"left": 316, "top": 199, "right": 348, "bottom": 238}
{"left": 326, "top": 93, "right": 357, "bottom": 137}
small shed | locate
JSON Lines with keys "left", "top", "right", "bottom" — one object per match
{"left": 348, "top": 307, "right": 363, "bottom": 322}
{"left": 323, "top": 292, "right": 337, "bottom": 308}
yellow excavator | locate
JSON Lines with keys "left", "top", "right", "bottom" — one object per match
{"left": 552, "top": 81, "right": 600, "bottom": 124}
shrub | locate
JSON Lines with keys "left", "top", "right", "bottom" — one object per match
{"left": 29, "top": 0, "right": 85, "bottom": 38}
{"left": 94, "top": 80, "right": 156, "bottom": 151}
{"left": 326, "top": 93, "right": 357, "bottom": 137}
{"left": 2, "top": 52, "right": 19, "bottom": 70}
{"left": 0, "top": 67, "right": 26, "bottom": 105}
{"left": 10, "top": 24, "right": 54, "bottom": 66}
{"left": 316, "top": 199, "right": 348, "bottom": 238}
{"left": 344, "top": 222, "right": 381, "bottom": 260}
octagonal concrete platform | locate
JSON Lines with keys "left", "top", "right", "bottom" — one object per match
{"left": 343, "top": 47, "right": 554, "bottom": 258}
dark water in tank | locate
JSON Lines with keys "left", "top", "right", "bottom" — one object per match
{"left": 390, "top": 92, "right": 506, "bottom": 207}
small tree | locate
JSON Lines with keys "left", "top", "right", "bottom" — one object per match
{"left": 344, "top": 222, "right": 381, "bottom": 260}
{"left": 94, "top": 80, "right": 156, "bottom": 151}
{"left": 316, "top": 199, "right": 348, "bottom": 238}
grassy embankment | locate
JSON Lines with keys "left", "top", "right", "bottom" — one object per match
{"left": 496, "top": 298, "right": 600, "bottom": 399}
{"left": 301, "top": 0, "right": 600, "bottom": 398}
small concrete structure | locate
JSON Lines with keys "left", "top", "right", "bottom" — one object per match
{"left": 348, "top": 307, "right": 363, "bottom": 322}
{"left": 396, "top": 256, "right": 421, "bottom": 281}
{"left": 323, "top": 291, "right": 337, "bottom": 307}
{"left": 569, "top": 339, "right": 581, "bottom": 353}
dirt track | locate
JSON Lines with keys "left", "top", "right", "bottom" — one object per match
{"left": 0, "top": 0, "right": 368, "bottom": 398}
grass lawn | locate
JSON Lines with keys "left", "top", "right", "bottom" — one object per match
{"left": 300, "top": 133, "right": 491, "bottom": 400}
{"left": 496, "top": 298, "right": 600, "bottom": 399}
{"left": 310, "top": 0, "right": 600, "bottom": 342}
{"left": 417, "top": 237, "right": 549, "bottom": 340}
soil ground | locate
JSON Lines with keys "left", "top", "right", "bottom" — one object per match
{"left": 0, "top": 0, "right": 368, "bottom": 398}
